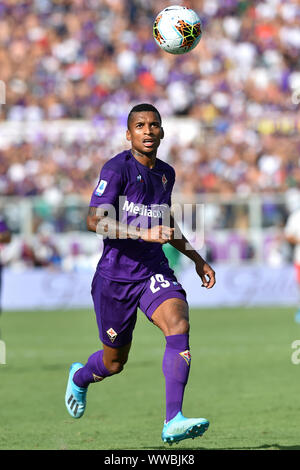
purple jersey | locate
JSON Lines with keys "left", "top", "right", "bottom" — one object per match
{"left": 89, "top": 150, "right": 176, "bottom": 281}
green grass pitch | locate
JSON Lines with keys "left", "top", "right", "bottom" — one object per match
{"left": 0, "top": 305, "right": 300, "bottom": 450}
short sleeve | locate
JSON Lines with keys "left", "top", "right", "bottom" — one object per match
{"left": 89, "top": 167, "right": 123, "bottom": 208}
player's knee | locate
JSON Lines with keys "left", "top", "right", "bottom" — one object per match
{"left": 166, "top": 317, "right": 190, "bottom": 336}
{"left": 107, "top": 360, "right": 126, "bottom": 375}
{"left": 174, "top": 318, "right": 190, "bottom": 335}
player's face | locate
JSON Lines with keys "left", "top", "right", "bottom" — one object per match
{"left": 126, "top": 111, "right": 164, "bottom": 155}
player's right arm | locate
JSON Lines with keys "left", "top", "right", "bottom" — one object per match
{"left": 87, "top": 206, "right": 173, "bottom": 244}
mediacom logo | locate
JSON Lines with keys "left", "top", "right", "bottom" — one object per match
{"left": 122, "top": 199, "right": 167, "bottom": 218}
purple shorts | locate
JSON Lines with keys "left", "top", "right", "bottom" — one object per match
{"left": 91, "top": 269, "right": 187, "bottom": 348}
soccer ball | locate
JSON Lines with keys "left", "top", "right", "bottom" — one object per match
{"left": 153, "top": 5, "right": 202, "bottom": 55}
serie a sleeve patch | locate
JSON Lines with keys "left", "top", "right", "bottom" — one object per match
{"left": 95, "top": 180, "right": 108, "bottom": 197}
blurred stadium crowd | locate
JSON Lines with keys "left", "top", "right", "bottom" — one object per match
{"left": 1, "top": 0, "right": 300, "bottom": 197}
{"left": 0, "top": 0, "right": 300, "bottom": 269}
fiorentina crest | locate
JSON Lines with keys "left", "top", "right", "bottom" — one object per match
{"left": 92, "top": 373, "right": 104, "bottom": 382}
{"left": 179, "top": 350, "right": 191, "bottom": 366}
{"left": 106, "top": 327, "right": 118, "bottom": 343}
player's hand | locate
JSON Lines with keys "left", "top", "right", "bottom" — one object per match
{"left": 195, "top": 260, "right": 216, "bottom": 289}
{"left": 141, "top": 225, "right": 174, "bottom": 244}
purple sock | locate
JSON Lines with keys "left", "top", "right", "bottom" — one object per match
{"left": 162, "top": 334, "right": 191, "bottom": 423}
{"left": 73, "top": 350, "right": 111, "bottom": 388}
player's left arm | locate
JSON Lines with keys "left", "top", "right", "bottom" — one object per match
{"left": 168, "top": 214, "right": 216, "bottom": 289}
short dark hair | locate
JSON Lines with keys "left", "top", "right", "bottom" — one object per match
{"left": 127, "top": 103, "right": 162, "bottom": 129}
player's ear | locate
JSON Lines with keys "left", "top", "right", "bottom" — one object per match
{"left": 160, "top": 127, "right": 164, "bottom": 139}
{"left": 126, "top": 129, "right": 131, "bottom": 142}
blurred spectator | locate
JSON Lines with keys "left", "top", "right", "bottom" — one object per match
{"left": 0, "top": 215, "right": 11, "bottom": 313}
{"left": 19, "top": 234, "right": 62, "bottom": 268}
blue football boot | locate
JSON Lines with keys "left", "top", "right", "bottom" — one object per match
{"left": 65, "top": 362, "right": 87, "bottom": 419}
{"left": 295, "top": 309, "right": 300, "bottom": 324}
{"left": 162, "top": 411, "right": 209, "bottom": 445}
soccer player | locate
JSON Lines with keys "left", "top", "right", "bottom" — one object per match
{"left": 284, "top": 206, "right": 300, "bottom": 322}
{"left": 65, "top": 104, "right": 216, "bottom": 444}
